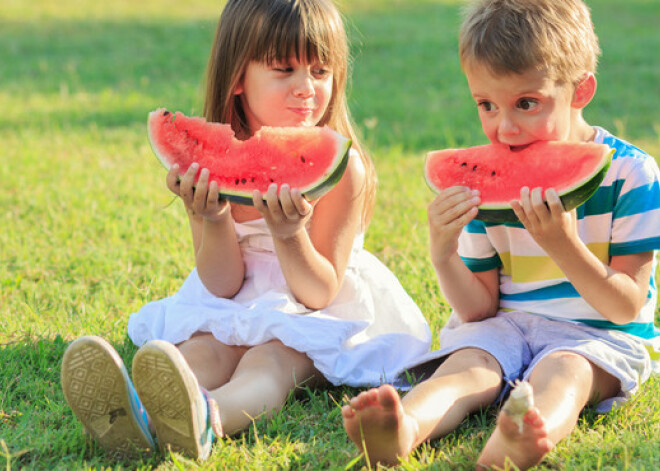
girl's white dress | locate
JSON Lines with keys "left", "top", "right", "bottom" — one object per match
{"left": 128, "top": 218, "right": 431, "bottom": 386}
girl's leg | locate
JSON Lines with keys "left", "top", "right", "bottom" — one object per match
{"left": 177, "top": 333, "right": 249, "bottom": 390}
{"left": 477, "top": 350, "right": 620, "bottom": 470}
{"left": 342, "top": 348, "right": 503, "bottom": 465}
{"left": 208, "top": 340, "right": 321, "bottom": 435}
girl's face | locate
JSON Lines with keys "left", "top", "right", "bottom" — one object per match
{"left": 464, "top": 63, "right": 578, "bottom": 149}
{"left": 234, "top": 57, "right": 333, "bottom": 134}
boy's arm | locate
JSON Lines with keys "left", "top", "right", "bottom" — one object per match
{"left": 433, "top": 254, "right": 500, "bottom": 322}
{"left": 429, "top": 187, "right": 500, "bottom": 322}
{"left": 513, "top": 187, "right": 653, "bottom": 324}
{"left": 546, "top": 243, "right": 652, "bottom": 324}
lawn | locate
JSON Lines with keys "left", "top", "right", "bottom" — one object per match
{"left": 2, "top": 0, "right": 660, "bottom": 469}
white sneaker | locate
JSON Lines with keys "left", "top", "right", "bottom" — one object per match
{"left": 132, "top": 340, "right": 221, "bottom": 460}
{"left": 61, "top": 336, "right": 155, "bottom": 457}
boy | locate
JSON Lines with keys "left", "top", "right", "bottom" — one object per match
{"left": 342, "top": 0, "right": 660, "bottom": 469}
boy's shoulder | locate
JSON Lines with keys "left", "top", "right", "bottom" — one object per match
{"left": 596, "top": 127, "right": 653, "bottom": 161}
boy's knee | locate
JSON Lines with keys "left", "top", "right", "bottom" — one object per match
{"left": 454, "top": 348, "right": 501, "bottom": 371}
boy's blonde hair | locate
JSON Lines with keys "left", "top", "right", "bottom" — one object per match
{"left": 204, "top": 0, "right": 376, "bottom": 226}
{"left": 459, "top": 0, "right": 600, "bottom": 84}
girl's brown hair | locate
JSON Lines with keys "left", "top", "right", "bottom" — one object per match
{"left": 204, "top": 0, "right": 376, "bottom": 226}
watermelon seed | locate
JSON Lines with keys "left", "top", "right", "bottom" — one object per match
{"left": 163, "top": 110, "right": 170, "bottom": 116}
{"left": 472, "top": 165, "right": 478, "bottom": 171}
{"left": 194, "top": 139, "right": 199, "bottom": 146}
{"left": 251, "top": 177, "right": 255, "bottom": 182}
{"left": 491, "top": 171, "right": 496, "bottom": 176}
{"left": 241, "top": 178, "right": 247, "bottom": 184}
{"left": 301, "top": 155, "right": 306, "bottom": 163}
{"left": 460, "top": 162, "right": 467, "bottom": 167}
{"left": 235, "top": 178, "right": 239, "bottom": 185}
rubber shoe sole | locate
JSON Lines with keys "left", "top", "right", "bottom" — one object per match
{"left": 132, "top": 340, "right": 212, "bottom": 460}
{"left": 61, "top": 336, "right": 155, "bottom": 457}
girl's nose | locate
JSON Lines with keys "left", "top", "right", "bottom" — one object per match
{"left": 293, "top": 73, "right": 315, "bottom": 98}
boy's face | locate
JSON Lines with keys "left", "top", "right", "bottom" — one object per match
{"left": 464, "top": 63, "right": 578, "bottom": 149}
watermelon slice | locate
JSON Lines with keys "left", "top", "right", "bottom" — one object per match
{"left": 147, "top": 108, "right": 352, "bottom": 205}
{"left": 424, "top": 141, "right": 614, "bottom": 223}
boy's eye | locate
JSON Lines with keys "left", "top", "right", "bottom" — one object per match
{"left": 478, "top": 101, "right": 494, "bottom": 112}
{"left": 517, "top": 98, "right": 538, "bottom": 111}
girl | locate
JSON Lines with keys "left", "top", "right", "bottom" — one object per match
{"left": 61, "top": 0, "right": 430, "bottom": 461}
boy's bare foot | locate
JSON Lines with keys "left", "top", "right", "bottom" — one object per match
{"left": 477, "top": 407, "right": 553, "bottom": 470}
{"left": 342, "top": 384, "right": 419, "bottom": 466}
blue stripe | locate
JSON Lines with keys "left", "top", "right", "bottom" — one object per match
{"left": 580, "top": 182, "right": 621, "bottom": 217}
{"left": 462, "top": 255, "right": 501, "bottom": 272}
{"left": 614, "top": 182, "right": 660, "bottom": 218}
{"left": 500, "top": 282, "right": 579, "bottom": 301}
{"left": 575, "top": 319, "right": 660, "bottom": 339}
{"left": 464, "top": 220, "right": 487, "bottom": 233}
{"left": 610, "top": 237, "right": 660, "bottom": 255}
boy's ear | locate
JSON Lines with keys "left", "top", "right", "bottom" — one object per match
{"left": 572, "top": 73, "right": 597, "bottom": 109}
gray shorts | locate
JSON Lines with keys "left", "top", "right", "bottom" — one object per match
{"left": 410, "top": 311, "right": 652, "bottom": 411}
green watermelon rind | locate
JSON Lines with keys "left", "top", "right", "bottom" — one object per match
{"left": 147, "top": 109, "right": 352, "bottom": 205}
{"left": 475, "top": 147, "right": 614, "bottom": 223}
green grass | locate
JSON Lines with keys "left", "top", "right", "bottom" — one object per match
{"left": 2, "top": 0, "right": 660, "bottom": 469}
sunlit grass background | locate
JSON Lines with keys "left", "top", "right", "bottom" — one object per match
{"left": 2, "top": 0, "right": 660, "bottom": 469}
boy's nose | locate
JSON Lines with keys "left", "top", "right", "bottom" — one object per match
{"left": 497, "top": 113, "right": 519, "bottom": 137}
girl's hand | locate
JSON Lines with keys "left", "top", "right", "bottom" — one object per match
{"left": 511, "top": 187, "right": 578, "bottom": 252}
{"left": 253, "top": 183, "right": 313, "bottom": 239}
{"left": 428, "top": 186, "right": 480, "bottom": 264}
{"left": 166, "top": 163, "right": 230, "bottom": 222}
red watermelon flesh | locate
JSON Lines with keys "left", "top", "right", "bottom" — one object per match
{"left": 147, "top": 108, "right": 351, "bottom": 205}
{"left": 424, "top": 141, "right": 614, "bottom": 223}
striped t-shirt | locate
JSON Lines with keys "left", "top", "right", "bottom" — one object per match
{"left": 458, "top": 127, "right": 660, "bottom": 346}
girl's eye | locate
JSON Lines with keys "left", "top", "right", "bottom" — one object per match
{"left": 517, "top": 98, "right": 538, "bottom": 111}
{"left": 313, "top": 67, "right": 330, "bottom": 78}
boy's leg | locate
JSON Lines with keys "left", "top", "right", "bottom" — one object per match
{"left": 342, "top": 348, "right": 503, "bottom": 465}
{"left": 207, "top": 339, "right": 321, "bottom": 435}
{"left": 477, "top": 350, "right": 620, "bottom": 470}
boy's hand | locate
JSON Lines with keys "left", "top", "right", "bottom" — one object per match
{"left": 428, "top": 186, "right": 480, "bottom": 264}
{"left": 253, "top": 183, "right": 313, "bottom": 239}
{"left": 166, "top": 163, "right": 231, "bottom": 222}
{"left": 511, "top": 187, "right": 578, "bottom": 252}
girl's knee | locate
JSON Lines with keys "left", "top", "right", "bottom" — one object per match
{"left": 242, "top": 341, "right": 315, "bottom": 379}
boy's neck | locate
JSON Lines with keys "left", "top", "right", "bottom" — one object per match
{"left": 569, "top": 111, "right": 596, "bottom": 143}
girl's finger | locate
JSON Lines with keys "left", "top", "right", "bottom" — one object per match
{"left": 166, "top": 164, "right": 181, "bottom": 194}
{"left": 252, "top": 190, "right": 267, "bottom": 214}
{"left": 193, "top": 168, "right": 210, "bottom": 207}
{"left": 279, "top": 185, "right": 299, "bottom": 219}
{"left": 207, "top": 180, "right": 219, "bottom": 209}
{"left": 180, "top": 163, "right": 199, "bottom": 201}
{"left": 264, "top": 184, "right": 283, "bottom": 219}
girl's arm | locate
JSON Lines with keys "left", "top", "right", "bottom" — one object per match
{"left": 167, "top": 164, "right": 245, "bottom": 298}
{"left": 253, "top": 152, "right": 365, "bottom": 310}
{"left": 428, "top": 187, "right": 500, "bottom": 321}
{"left": 513, "top": 187, "right": 652, "bottom": 324}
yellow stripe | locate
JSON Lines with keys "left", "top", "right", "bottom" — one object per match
{"left": 500, "top": 242, "right": 609, "bottom": 283}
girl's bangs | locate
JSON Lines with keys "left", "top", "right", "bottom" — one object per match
{"left": 250, "top": 2, "right": 344, "bottom": 67}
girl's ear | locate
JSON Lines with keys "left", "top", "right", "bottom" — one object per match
{"left": 233, "top": 82, "right": 243, "bottom": 95}
{"left": 572, "top": 72, "right": 596, "bottom": 109}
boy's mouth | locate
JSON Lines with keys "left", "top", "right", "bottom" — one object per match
{"left": 509, "top": 144, "right": 532, "bottom": 153}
